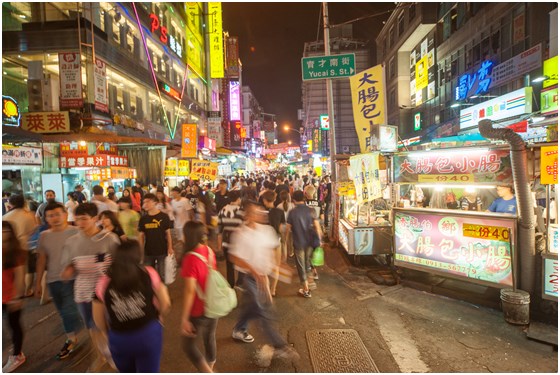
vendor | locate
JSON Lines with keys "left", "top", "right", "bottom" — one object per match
{"left": 459, "top": 188, "right": 482, "bottom": 211}
{"left": 487, "top": 184, "right": 517, "bottom": 214}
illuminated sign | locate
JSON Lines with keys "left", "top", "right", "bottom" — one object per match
{"left": 149, "top": 13, "right": 183, "bottom": 58}
{"left": 181, "top": 124, "right": 198, "bottom": 158}
{"left": 22, "top": 111, "right": 70, "bottom": 133}
{"left": 208, "top": 2, "right": 224, "bottom": 78}
{"left": 2, "top": 96, "right": 20, "bottom": 127}
{"left": 164, "top": 158, "right": 178, "bottom": 177}
{"left": 541, "top": 87, "right": 558, "bottom": 116}
{"left": 414, "top": 112, "right": 421, "bottom": 131}
{"left": 226, "top": 36, "right": 240, "bottom": 79}
{"left": 543, "top": 55, "right": 558, "bottom": 88}
{"left": 455, "top": 60, "right": 494, "bottom": 101}
{"left": 320, "top": 114, "right": 329, "bottom": 130}
{"left": 459, "top": 87, "right": 532, "bottom": 129}
{"left": 159, "top": 81, "right": 182, "bottom": 102}
{"left": 410, "top": 31, "right": 436, "bottom": 106}
{"left": 229, "top": 81, "right": 241, "bottom": 121}
{"left": 541, "top": 145, "right": 558, "bottom": 185}
{"left": 394, "top": 209, "right": 516, "bottom": 287}
{"left": 393, "top": 148, "right": 512, "bottom": 185}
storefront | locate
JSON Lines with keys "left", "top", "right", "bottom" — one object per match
{"left": 2, "top": 144, "right": 43, "bottom": 202}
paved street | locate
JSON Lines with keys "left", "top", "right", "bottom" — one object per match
{"left": 3, "top": 244, "right": 558, "bottom": 373}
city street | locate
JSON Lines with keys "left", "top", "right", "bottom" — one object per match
{"left": 3, "top": 244, "right": 557, "bottom": 373}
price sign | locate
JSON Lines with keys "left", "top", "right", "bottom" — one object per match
{"left": 418, "top": 174, "right": 474, "bottom": 183}
{"left": 463, "top": 223, "right": 510, "bottom": 242}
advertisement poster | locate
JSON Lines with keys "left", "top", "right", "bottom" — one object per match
{"left": 164, "top": 159, "right": 178, "bottom": 177}
{"left": 379, "top": 125, "right": 398, "bottom": 151}
{"left": 354, "top": 228, "right": 373, "bottom": 255}
{"left": 191, "top": 160, "right": 219, "bottom": 181}
{"left": 349, "top": 152, "right": 382, "bottom": 204}
{"left": 226, "top": 36, "right": 240, "bottom": 78}
{"left": 541, "top": 146, "right": 558, "bottom": 185}
{"left": 59, "top": 52, "right": 83, "bottom": 109}
{"left": 410, "top": 31, "right": 437, "bottom": 106}
{"left": 393, "top": 149, "right": 512, "bottom": 184}
{"left": 181, "top": 124, "right": 198, "bottom": 158}
{"left": 2, "top": 145, "right": 43, "bottom": 165}
{"left": 21, "top": 112, "right": 70, "bottom": 133}
{"left": 208, "top": 2, "right": 224, "bottom": 79}
{"left": 350, "top": 64, "right": 386, "bottom": 153}
{"left": 94, "top": 58, "right": 108, "bottom": 113}
{"left": 543, "top": 255, "right": 558, "bottom": 300}
{"left": 60, "top": 142, "right": 88, "bottom": 158}
{"left": 178, "top": 160, "right": 190, "bottom": 176}
{"left": 394, "top": 210, "right": 515, "bottom": 287}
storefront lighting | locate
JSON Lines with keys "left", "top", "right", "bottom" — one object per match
{"left": 450, "top": 103, "right": 461, "bottom": 108}
{"left": 78, "top": 141, "right": 87, "bottom": 146}
{"left": 407, "top": 148, "right": 489, "bottom": 157}
{"left": 229, "top": 155, "right": 237, "bottom": 163}
{"left": 3, "top": 72, "right": 6, "bottom": 75}
{"left": 531, "top": 116, "right": 545, "bottom": 124}
{"left": 531, "top": 75, "right": 549, "bottom": 83}
{"left": 19, "top": 14, "right": 26, "bottom": 19}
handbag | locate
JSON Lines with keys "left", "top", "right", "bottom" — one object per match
{"left": 311, "top": 246, "right": 325, "bottom": 267}
{"left": 164, "top": 254, "right": 177, "bottom": 285}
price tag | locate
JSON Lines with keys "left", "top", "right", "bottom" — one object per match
{"left": 418, "top": 174, "right": 474, "bottom": 183}
{"left": 463, "top": 223, "right": 510, "bottom": 242}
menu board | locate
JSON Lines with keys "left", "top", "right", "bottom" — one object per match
{"left": 394, "top": 209, "right": 516, "bottom": 287}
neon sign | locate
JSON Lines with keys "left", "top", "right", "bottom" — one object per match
{"left": 2, "top": 96, "right": 20, "bottom": 127}
{"left": 320, "top": 114, "right": 329, "bottom": 130}
{"left": 159, "top": 81, "right": 182, "bottom": 101}
{"left": 149, "top": 13, "right": 182, "bottom": 58}
{"left": 229, "top": 81, "right": 241, "bottom": 121}
{"left": 456, "top": 60, "right": 494, "bottom": 100}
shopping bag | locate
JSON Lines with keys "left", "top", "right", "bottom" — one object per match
{"left": 164, "top": 254, "right": 177, "bottom": 285}
{"left": 311, "top": 246, "right": 325, "bottom": 267}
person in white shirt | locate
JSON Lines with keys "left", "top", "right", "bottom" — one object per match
{"left": 170, "top": 187, "right": 194, "bottom": 248}
{"left": 91, "top": 185, "right": 118, "bottom": 213}
{"left": 65, "top": 193, "right": 79, "bottom": 224}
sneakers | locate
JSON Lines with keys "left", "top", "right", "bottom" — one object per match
{"left": 232, "top": 330, "right": 255, "bottom": 343}
{"left": 298, "top": 289, "right": 311, "bottom": 298}
{"left": 274, "top": 346, "right": 300, "bottom": 361}
{"left": 56, "top": 339, "right": 76, "bottom": 360}
{"left": 3, "top": 353, "right": 26, "bottom": 373}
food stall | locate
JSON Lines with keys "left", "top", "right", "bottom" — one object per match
{"left": 337, "top": 152, "right": 393, "bottom": 258}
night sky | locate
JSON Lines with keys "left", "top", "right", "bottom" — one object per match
{"left": 222, "top": 2, "right": 397, "bottom": 143}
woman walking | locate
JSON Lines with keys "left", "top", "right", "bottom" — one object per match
{"left": 65, "top": 192, "right": 79, "bottom": 225}
{"left": 99, "top": 210, "right": 127, "bottom": 242}
{"left": 181, "top": 221, "right": 218, "bottom": 373}
{"left": 93, "top": 240, "right": 171, "bottom": 373}
{"left": 276, "top": 190, "right": 295, "bottom": 260}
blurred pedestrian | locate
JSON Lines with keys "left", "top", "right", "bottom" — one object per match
{"left": 99, "top": 210, "right": 127, "bottom": 242}
{"left": 65, "top": 192, "right": 79, "bottom": 225}
{"left": 130, "top": 186, "right": 143, "bottom": 213}
{"left": 2, "top": 221, "right": 27, "bottom": 373}
{"left": 170, "top": 187, "right": 195, "bottom": 255}
{"left": 117, "top": 197, "right": 140, "bottom": 240}
{"left": 93, "top": 240, "right": 171, "bottom": 373}
{"left": 91, "top": 185, "right": 118, "bottom": 213}
{"left": 218, "top": 190, "right": 244, "bottom": 288}
{"left": 261, "top": 191, "right": 285, "bottom": 297}
{"left": 276, "top": 190, "right": 295, "bottom": 260}
{"left": 156, "top": 188, "right": 175, "bottom": 226}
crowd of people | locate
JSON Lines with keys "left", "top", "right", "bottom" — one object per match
{"left": 2, "top": 169, "right": 332, "bottom": 373}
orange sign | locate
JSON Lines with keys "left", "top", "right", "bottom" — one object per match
{"left": 463, "top": 223, "right": 510, "bottom": 242}
{"left": 181, "top": 124, "right": 198, "bottom": 158}
{"left": 541, "top": 145, "right": 558, "bottom": 185}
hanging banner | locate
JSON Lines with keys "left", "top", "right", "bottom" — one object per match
{"left": 191, "top": 160, "right": 219, "bottom": 181}
{"left": 393, "top": 149, "right": 512, "bottom": 184}
{"left": 226, "top": 36, "right": 240, "bottom": 78}
{"left": 181, "top": 124, "right": 198, "bottom": 158}
{"left": 394, "top": 209, "right": 515, "bottom": 288}
{"left": 541, "top": 145, "right": 558, "bottom": 185}
{"left": 2, "top": 145, "right": 42, "bottom": 165}
{"left": 349, "top": 152, "right": 382, "bottom": 204}
{"left": 208, "top": 2, "right": 224, "bottom": 79}
{"left": 350, "top": 64, "right": 386, "bottom": 153}
{"left": 59, "top": 52, "right": 83, "bottom": 109}
{"left": 21, "top": 111, "right": 70, "bottom": 133}
{"left": 94, "top": 58, "right": 108, "bottom": 113}
{"left": 178, "top": 159, "right": 190, "bottom": 176}
{"left": 164, "top": 158, "right": 178, "bottom": 177}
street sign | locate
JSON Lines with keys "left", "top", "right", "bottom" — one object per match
{"left": 302, "top": 53, "right": 356, "bottom": 81}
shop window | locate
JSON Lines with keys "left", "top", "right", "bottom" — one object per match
{"left": 481, "top": 37, "right": 490, "bottom": 59}
{"left": 389, "top": 57, "right": 396, "bottom": 78}
{"left": 491, "top": 31, "right": 500, "bottom": 54}
{"left": 409, "top": 3, "right": 416, "bottom": 21}
{"left": 472, "top": 43, "right": 481, "bottom": 64}
{"left": 398, "top": 12, "right": 405, "bottom": 37}
{"left": 389, "top": 26, "right": 394, "bottom": 48}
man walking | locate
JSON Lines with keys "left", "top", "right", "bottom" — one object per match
{"left": 36, "top": 190, "right": 58, "bottom": 225}
{"left": 170, "top": 187, "right": 194, "bottom": 255}
{"left": 35, "top": 202, "right": 83, "bottom": 359}
{"left": 91, "top": 185, "right": 118, "bottom": 213}
{"left": 138, "top": 193, "right": 173, "bottom": 281}
{"left": 214, "top": 179, "right": 230, "bottom": 213}
{"left": 218, "top": 190, "right": 244, "bottom": 287}
{"left": 287, "top": 191, "right": 322, "bottom": 298}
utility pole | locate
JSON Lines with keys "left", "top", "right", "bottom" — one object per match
{"left": 323, "top": 2, "right": 337, "bottom": 182}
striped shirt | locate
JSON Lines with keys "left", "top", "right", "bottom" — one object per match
{"left": 218, "top": 204, "right": 244, "bottom": 249}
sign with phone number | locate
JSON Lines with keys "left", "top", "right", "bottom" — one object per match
{"left": 418, "top": 174, "right": 474, "bottom": 183}
{"left": 463, "top": 223, "right": 510, "bottom": 242}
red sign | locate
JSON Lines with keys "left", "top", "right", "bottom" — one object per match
{"left": 507, "top": 120, "right": 528, "bottom": 133}
{"left": 150, "top": 13, "right": 168, "bottom": 44}
{"left": 96, "top": 143, "right": 118, "bottom": 155}
{"left": 60, "top": 142, "right": 88, "bottom": 158}
{"left": 59, "top": 154, "right": 128, "bottom": 168}
{"left": 393, "top": 149, "right": 513, "bottom": 184}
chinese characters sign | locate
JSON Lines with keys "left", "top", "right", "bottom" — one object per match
{"left": 312, "top": 129, "right": 321, "bottom": 153}
{"left": 208, "top": 2, "right": 224, "bottom": 79}
{"left": 230, "top": 121, "right": 242, "bottom": 147}
{"left": 394, "top": 209, "right": 515, "bottom": 287}
{"left": 409, "top": 31, "right": 436, "bottom": 106}
{"left": 2, "top": 145, "right": 42, "bottom": 165}
{"left": 178, "top": 159, "right": 190, "bottom": 176}
{"left": 541, "top": 145, "right": 558, "bottom": 185}
{"left": 350, "top": 64, "right": 386, "bottom": 153}
{"left": 22, "top": 112, "right": 70, "bottom": 133}
{"left": 181, "top": 124, "right": 198, "bottom": 158}
{"left": 491, "top": 44, "right": 542, "bottom": 88}
{"left": 94, "top": 58, "right": 108, "bottom": 113}
{"left": 301, "top": 53, "right": 356, "bottom": 80}
{"left": 226, "top": 36, "right": 240, "bottom": 79}
{"left": 460, "top": 87, "right": 532, "bottom": 130}
{"left": 349, "top": 152, "right": 382, "bottom": 204}
{"left": 59, "top": 52, "right": 83, "bottom": 109}
{"left": 190, "top": 160, "right": 219, "bottom": 181}
{"left": 393, "top": 149, "right": 512, "bottom": 184}
{"left": 455, "top": 60, "right": 494, "bottom": 100}
{"left": 540, "top": 87, "right": 558, "bottom": 116}
{"left": 59, "top": 154, "right": 128, "bottom": 168}
{"left": 60, "top": 142, "right": 88, "bottom": 158}
{"left": 229, "top": 81, "right": 241, "bottom": 121}
{"left": 164, "top": 158, "right": 178, "bottom": 177}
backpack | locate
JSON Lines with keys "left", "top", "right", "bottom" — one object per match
{"left": 188, "top": 248, "right": 237, "bottom": 319}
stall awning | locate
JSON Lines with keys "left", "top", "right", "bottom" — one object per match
{"left": 2, "top": 125, "right": 43, "bottom": 143}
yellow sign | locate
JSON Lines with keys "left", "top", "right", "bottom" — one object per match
{"left": 181, "top": 124, "right": 198, "bottom": 158}
{"left": 543, "top": 56, "right": 558, "bottom": 89}
{"left": 349, "top": 64, "right": 386, "bottom": 153}
{"left": 541, "top": 145, "right": 558, "bottom": 185}
{"left": 186, "top": 3, "right": 203, "bottom": 44}
{"left": 191, "top": 160, "right": 219, "bottom": 181}
{"left": 164, "top": 158, "right": 178, "bottom": 177}
{"left": 208, "top": 2, "right": 224, "bottom": 79}
{"left": 415, "top": 55, "right": 429, "bottom": 90}
{"left": 337, "top": 181, "right": 356, "bottom": 197}
{"left": 178, "top": 159, "right": 190, "bottom": 176}
{"left": 21, "top": 111, "right": 70, "bottom": 133}
{"left": 349, "top": 152, "right": 382, "bottom": 204}
{"left": 110, "top": 166, "right": 130, "bottom": 179}
{"left": 463, "top": 223, "right": 510, "bottom": 242}
{"left": 418, "top": 174, "right": 475, "bottom": 183}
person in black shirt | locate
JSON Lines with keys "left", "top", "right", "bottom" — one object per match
{"left": 214, "top": 179, "right": 230, "bottom": 213}
{"left": 274, "top": 177, "right": 289, "bottom": 207}
{"left": 323, "top": 175, "right": 332, "bottom": 228}
{"left": 261, "top": 190, "right": 285, "bottom": 296}
{"left": 138, "top": 194, "right": 173, "bottom": 281}
{"left": 99, "top": 210, "right": 127, "bottom": 242}
{"left": 187, "top": 185, "right": 201, "bottom": 215}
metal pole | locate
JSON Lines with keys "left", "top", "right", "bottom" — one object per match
{"left": 323, "top": 2, "right": 336, "bottom": 182}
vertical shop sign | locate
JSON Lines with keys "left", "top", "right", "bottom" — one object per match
{"left": 350, "top": 64, "right": 386, "bottom": 153}
{"left": 229, "top": 81, "right": 241, "bottom": 121}
{"left": 59, "top": 52, "right": 83, "bottom": 109}
{"left": 93, "top": 58, "right": 108, "bottom": 112}
{"left": 349, "top": 152, "right": 382, "bottom": 204}
{"left": 208, "top": 2, "right": 224, "bottom": 79}
{"left": 181, "top": 124, "right": 198, "bottom": 158}
{"left": 541, "top": 145, "right": 558, "bottom": 185}
{"left": 178, "top": 159, "right": 190, "bottom": 176}
{"left": 226, "top": 36, "right": 240, "bottom": 79}
{"left": 230, "top": 121, "right": 242, "bottom": 147}
{"left": 164, "top": 159, "right": 178, "bottom": 177}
